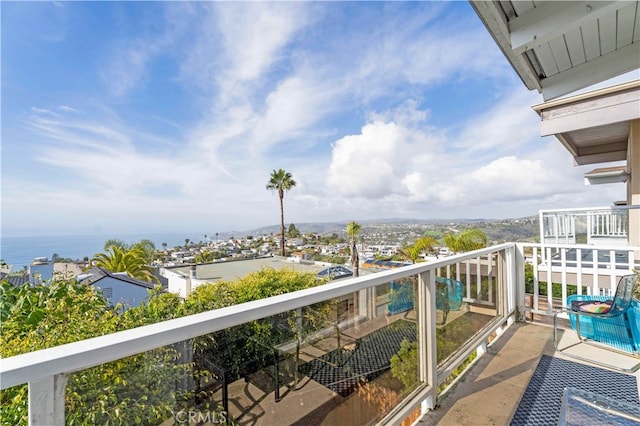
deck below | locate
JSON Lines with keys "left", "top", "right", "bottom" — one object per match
{"left": 418, "top": 321, "right": 640, "bottom": 425}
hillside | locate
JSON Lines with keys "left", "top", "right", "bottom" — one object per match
{"left": 244, "top": 216, "right": 539, "bottom": 246}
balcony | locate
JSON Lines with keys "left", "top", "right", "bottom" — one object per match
{"left": 3, "top": 241, "right": 639, "bottom": 425}
{"left": 539, "top": 206, "right": 630, "bottom": 247}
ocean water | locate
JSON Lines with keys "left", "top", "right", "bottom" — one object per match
{"left": 0, "top": 233, "right": 211, "bottom": 270}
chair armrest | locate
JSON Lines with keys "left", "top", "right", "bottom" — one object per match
{"left": 628, "top": 299, "right": 640, "bottom": 346}
{"left": 556, "top": 305, "right": 625, "bottom": 320}
{"left": 566, "top": 294, "right": 612, "bottom": 304}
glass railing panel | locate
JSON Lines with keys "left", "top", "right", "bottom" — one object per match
{"left": 434, "top": 255, "right": 501, "bottom": 366}
{"left": 65, "top": 343, "right": 211, "bottom": 425}
{"left": 64, "top": 280, "right": 424, "bottom": 426}
{"left": 285, "top": 279, "right": 422, "bottom": 425}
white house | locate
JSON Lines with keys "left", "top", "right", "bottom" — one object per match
{"left": 162, "top": 265, "right": 207, "bottom": 298}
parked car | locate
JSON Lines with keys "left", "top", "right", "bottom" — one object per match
{"left": 317, "top": 266, "right": 353, "bottom": 280}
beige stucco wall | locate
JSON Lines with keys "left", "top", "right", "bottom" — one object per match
{"left": 629, "top": 119, "right": 640, "bottom": 250}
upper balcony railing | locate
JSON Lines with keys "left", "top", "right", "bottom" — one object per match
{"left": 2, "top": 241, "right": 638, "bottom": 426}
{"left": 539, "top": 206, "right": 629, "bottom": 247}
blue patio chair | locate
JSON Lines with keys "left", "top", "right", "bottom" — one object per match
{"left": 388, "top": 280, "right": 415, "bottom": 315}
{"left": 435, "top": 277, "right": 464, "bottom": 310}
{"left": 553, "top": 273, "right": 640, "bottom": 372}
{"left": 435, "top": 277, "right": 464, "bottom": 324}
{"left": 387, "top": 278, "right": 463, "bottom": 324}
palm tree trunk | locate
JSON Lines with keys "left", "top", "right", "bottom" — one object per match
{"left": 279, "top": 191, "right": 285, "bottom": 257}
{"left": 350, "top": 239, "right": 359, "bottom": 277}
{"left": 354, "top": 250, "right": 360, "bottom": 277}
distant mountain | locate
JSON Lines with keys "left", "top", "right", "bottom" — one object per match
{"left": 239, "top": 215, "right": 539, "bottom": 242}
{"left": 247, "top": 222, "right": 348, "bottom": 236}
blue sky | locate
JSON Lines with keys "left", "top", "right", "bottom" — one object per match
{"left": 1, "top": 1, "right": 630, "bottom": 237}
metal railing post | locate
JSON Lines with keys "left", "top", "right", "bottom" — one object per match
{"left": 28, "top": 374, "right": 67, "bottom": 426}
{"left": 418, "top": 270, "right": 437, "bottom": 410}
{"left": 511, "top": 244, "right": 525, "bottom": 321}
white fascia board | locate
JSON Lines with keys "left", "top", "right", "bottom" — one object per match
{"left": 585, "top": 170, "right": 628, "bottom": 185}
{"left": 575, "top": 150, "right": 628, "bottom": 166}
{"left": 470, "top": 1, "right": 541, "bottom": 91}
{"left": 537, "top": 82, "right": 640, "bottom": 135}
{"left": 540, "top": 43, "right": 640, "bottom": 101}
{"left": 540, "top": 100, "right": 639, "bottom": 136}
{"left": 509, "top": 1, "right": 623, "bottom": 55}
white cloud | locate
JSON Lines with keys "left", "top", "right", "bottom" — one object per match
{"left": 216, "top": 2, "right": 307, "bottom": 83}
{"left": 178, "top": 2, "right": 309, "bottom": 95}
{"left": 30, "top": 107, "right": 59, "bottom": 117}
{"left": 58, "top": 105, "right": 80, "bottom": 113}
{"left": 250, "top": 75, "right": 339, "bottom": 154}
{"left": 326, "top": 120, "right": 442, "bottom": 198}
{"left": 3, "top": 2, "right": 629, "bottom": 236}
{"left": 431, "top": 156, "right": 562, "bottom": 206}
{"left": 322, "top": 93, "right": 625, "bottom": 220}
{"left": 100, "top": 39, "right": 162, "bottom": 97}
{"left": 455, "top": 89, "right": 543, "bottom": 159}
{"left": 350, "top": 8, "right": 512, "bottom": 99}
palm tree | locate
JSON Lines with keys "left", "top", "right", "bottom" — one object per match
{"left": 346, "top": 221, "right": 362, "bottom": 277}
{"left": 103, "top": 239, "right": 128, "bottom": 251}
{"left": 443, "top": 228, "right": 488, "bottom": 254}
{"left": 195, "top": 250, "right": 216, "bottom": 264}
{"left": 131, "top": 239, "right": 156, "bottom": 263}
{"left": 400, "top": 236, "right": 438, "bottom": 263}
{"left": 400, "top": 244, "right": 422, "bottom": 264}
{"left": 416, "top": 236, "right": 438, "bottom": 258}
{"left": 266, "top": 169, "right": 297, "bottom": 257}
{"left": 92, "top": 246, "right": 158, "bottom": 283}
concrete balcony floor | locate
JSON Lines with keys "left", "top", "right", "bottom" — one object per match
{"left": 419, "top": 321, "right": 640, "bottom": 425}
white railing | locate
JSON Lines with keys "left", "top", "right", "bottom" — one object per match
{"left": 539, "top": 207, "right": 630, "bottom": 246}
{"left": 590, "top": 211, "right": 627, "bottom": 238}
{"left": 521, "top": 242, "right": 640, "bottom": 318}
{"left": 1, "top": 244, "right": 520, "bottom": 426}
{"left": 5, "top": 241, "right": 638, "bottom": 425}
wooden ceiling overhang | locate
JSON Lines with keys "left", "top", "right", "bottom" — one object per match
{"left": 471, "top": 1, "right": 640, "bottom": 167}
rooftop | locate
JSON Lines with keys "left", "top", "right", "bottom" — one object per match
{"left": 165, "top": 256, "right": 364, "bottom": 282}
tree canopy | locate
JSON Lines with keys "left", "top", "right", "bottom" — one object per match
{"left": 92, "top": 245, "right": 159, "bottom": 283}
{"left": 287, "top": 223, "right": 301, "bottom": 238}
{"left": 1, "top": 267, "right": 327, "bottom": 425}
{"left": 400, "top": 236, "right": 438, "bottom": 263}
{"left": 442, "top": 228, "right": 488, "bottom": 253}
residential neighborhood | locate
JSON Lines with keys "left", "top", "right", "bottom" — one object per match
{"left": 0, "top": 217, "right": 540, "bottom": 306}
{"left": 2, "top": 1, "right": 638, "bottom": 425}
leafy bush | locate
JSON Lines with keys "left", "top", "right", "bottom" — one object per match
{"left": 390, "top": 339, "right": 418, "bottom": 391}
{"left": 1, "top": 268, "right": 324, "bottom": 425}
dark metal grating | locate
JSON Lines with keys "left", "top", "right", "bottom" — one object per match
{"left": 511, "top": 355, "right": 639, "bottom": 425}
{"left": 299, "top": 320, "right": 417, "bottom": 397}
